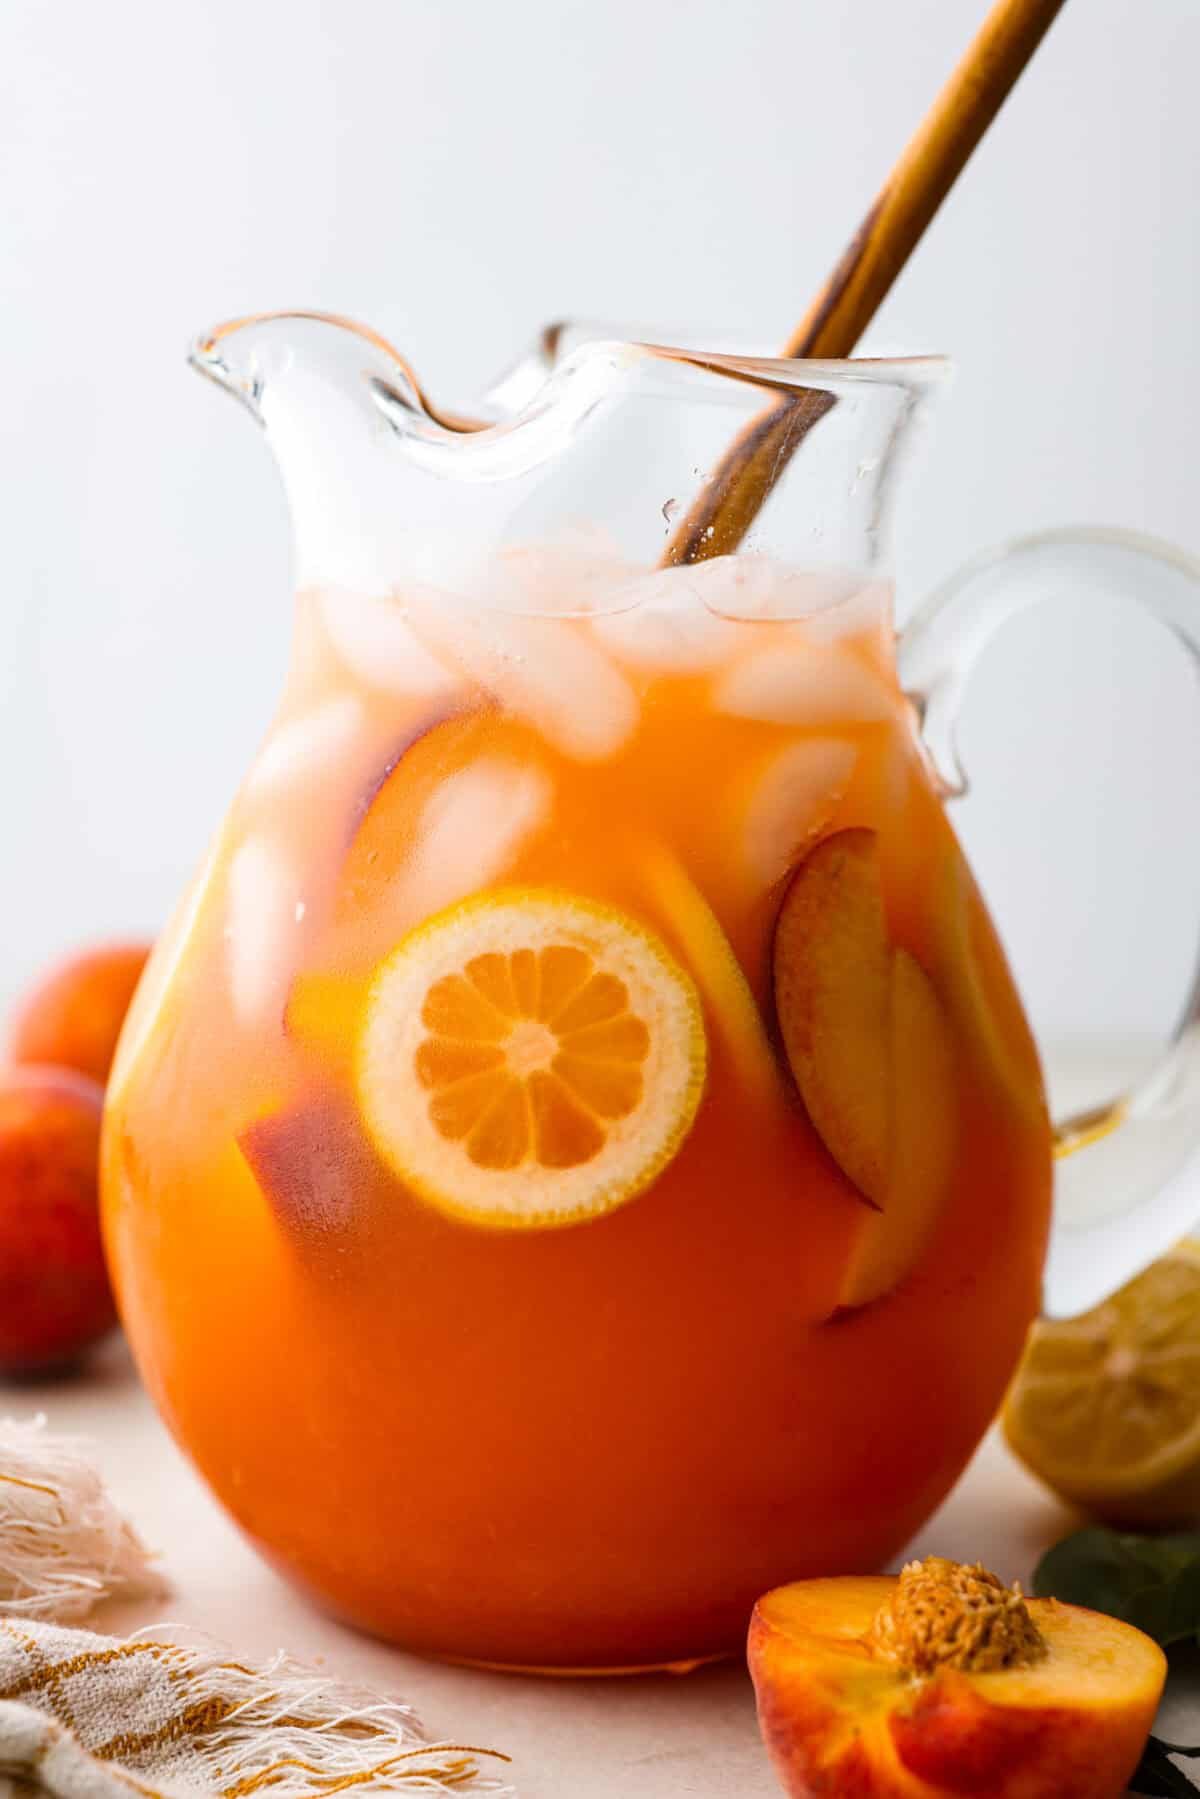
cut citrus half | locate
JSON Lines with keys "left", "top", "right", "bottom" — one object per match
{"left": 1003, "top": 1239, "right": 1200, "bottom": 1527}
{"left": 356, "top": 888, "right": 707, "bottom": 1228}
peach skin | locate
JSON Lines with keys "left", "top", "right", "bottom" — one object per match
{"left": 773, "top": 830, "right": 957, "bottom": 1308}
{"left": 0, "top": 1065, "right": 116, "bottom": 1371}
{"left": 11, "top": 942, "right": 152, "bottom": 1086}
{"left": 749, "top": 1559, "right": 1165, "bottom": 1799}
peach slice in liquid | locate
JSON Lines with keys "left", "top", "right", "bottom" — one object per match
{"left": 773, "top": 828, "right": 957, "bottom": 1307}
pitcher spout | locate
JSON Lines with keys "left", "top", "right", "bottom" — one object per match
{"left": 189, "top": 310, "right": 646, "bottom": 597}
{"left": 190, "top": 310, "right": 943, "bottom": 604}
{"left": 190, "top": 311, "right": 463, "bottom": 595}
{"left": 190, "top": 310, "right": 435, "bottom": 429}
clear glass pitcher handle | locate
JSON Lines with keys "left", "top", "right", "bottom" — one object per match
{"left": 899, "top": 527, "right": 1200, "bottom": 1318}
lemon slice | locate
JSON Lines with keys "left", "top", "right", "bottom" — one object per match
{"left": 356, "top": 888, "right": 706, "bottom": 1228}
{"left": 1003, "top": 1239, "right": 1200, "bottom": 1527}
{"left": 108, "top": 822, "right": 230, "bottom": 1109}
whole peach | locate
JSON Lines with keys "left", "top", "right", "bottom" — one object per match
{"left": 10, "top": 943, "right": 151, "bottom": 1086}
{"left": 0, "top": 1066, "right": 116, "bottom": 1372}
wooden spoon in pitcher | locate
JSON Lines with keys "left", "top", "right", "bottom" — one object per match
{"left": 661, "top": 0, "right": 1070, "bottom": 567}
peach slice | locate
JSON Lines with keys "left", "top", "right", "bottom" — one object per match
{"left": 774, "top": 830, "right": 891, "bottom": 1203}
{"left": 840, "top": 951, "right": 957, "bottom": 1309}
{"left": 345, "top": 703, "right": 465, "bottom": 850}
{"left": 773, "top": 830, "right": 957, "bottom": 1306}
{"left": 337, "top": 711, "right": 549, "bottom": 924}
{"left": 749, "top": 1559, "right": 1166, "bottom": 1799}
{"left": 238, "top": 1090, "right": 378, "bottom": 1237}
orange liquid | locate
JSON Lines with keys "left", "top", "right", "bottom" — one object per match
{"left": 102, "top": 575, "right": 1051, "bottom": 1670}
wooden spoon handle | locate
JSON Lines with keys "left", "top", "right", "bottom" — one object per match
{"left": 662, "top": 0, "right": 1069, "bottom": 568}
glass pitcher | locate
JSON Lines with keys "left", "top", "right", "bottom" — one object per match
{"left": 101, "top": 314, "right": 1200, "bottom": 1673}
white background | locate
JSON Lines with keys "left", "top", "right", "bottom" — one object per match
{"left": 3, "top": 0, "right": 1199, "bottom": 1063}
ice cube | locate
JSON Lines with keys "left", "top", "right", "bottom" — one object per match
{"left": 246, "top": 695, "right": 366, "bottom": 797}
{"left": 320, "top": 586, "right": 464, "bottom": 699}
{"left": 715, "top": 639, "right": 893, "bottom": 727}
{"left": 394, "top": 757, "right": 551, "bottom": 928}
{"left": 740, "top": 739, "right": 858, "bottom": 885}
{"left": 800, "top": 578, "right": 894, "bottom": 648}
{"left": 404, "top": 597, "right": 638, "bottom": 761}
{"left": 482, "top": 532, "right": 639, "bottom": 617}
{"left": 686, "top": 556, "right": 868, "bottom": 624}
{"left": 226, "top": 837, "right": 303, "bottom": 1027}
{"left": 591, "top": 570, "right": 745, "bottom": 673}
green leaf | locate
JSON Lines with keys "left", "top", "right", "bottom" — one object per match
{"left": 1130, "top": 1735, "right": 1200, "bottom": 1796}
{"left": 1033, "top": 1528, "right": 1200, "bottom": 1648}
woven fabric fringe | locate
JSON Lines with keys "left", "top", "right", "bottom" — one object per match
{"left": 0, "top": 1618, "right": 510, "bottom": 1799}
{"left": 0, "top": 1421, "right": 511, "bottom": 1799}
{"left": 0, "top": 1418, "right": 165, "bottom": 1620}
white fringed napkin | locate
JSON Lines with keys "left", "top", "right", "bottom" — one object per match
{"left": 0, "top": 1419, "right": 510, "bottom": 1799}
{"left": 0, "top": 1418, "right": 164, "bottom": 1621}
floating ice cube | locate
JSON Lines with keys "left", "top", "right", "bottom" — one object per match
{"left": 320, "top": 586, "right": 464, "bottom": 699}
{"left": 482, "top": 531, "right": 639, "bottom": 617}
{"left": 397, "top": 758, "right": 552, "bottom": 927}
{"left": 800, "top": 578, "right": 894, "bottom": 648}
{"left": 590, "top": 570, "right": 745, "bottom": 673}
{"left": 685, "top": 556, "right": 870, "bottom": 624}
{"left": 404, "top": 597, "right": 638, "bottom": 761}
{"left": 246, "top": 695, "right": 366, "bottom": 798}
{"left": 740, "top": 739, "right": 858, "bottom": 885}
{"left": 715, "top": 639, "right": 893, "bottom": 727}
{"left": 226, "top": 837, "right": 303, "bottom": 1027}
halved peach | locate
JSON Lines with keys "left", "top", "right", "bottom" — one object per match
{"left": 773, "top": 829, "right": 957, "bottom": 1307}
{"left": 749, "top": 1560, "right": 1165, "bottom": 1799}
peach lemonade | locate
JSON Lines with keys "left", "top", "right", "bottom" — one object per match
{"left": 102, "top": 544, "right": 1052, "bottom": 1670}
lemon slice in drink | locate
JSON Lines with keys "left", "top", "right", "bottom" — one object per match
{"left": 356, "top": 888, "right": 706, "bottom": 1228}
{"left": 1003, "top": 1240, "right": 1200, "bottom": 1527}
